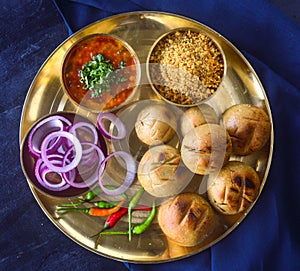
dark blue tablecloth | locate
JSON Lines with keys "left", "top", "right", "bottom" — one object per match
{"left": 1, "top": 0, "right": 299, "bottom": 270}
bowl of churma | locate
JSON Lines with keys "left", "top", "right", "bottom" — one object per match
{"left": 146, "top": 28, "right": 226, "bottom": 106}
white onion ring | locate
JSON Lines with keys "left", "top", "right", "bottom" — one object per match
{"left": 97, "top": 112, "right": 126, "bottom": 140}
{"left": 98, "top": 151, "right": 136, "bottom": 196}
{"left": 41, "top": 131, "right": 82, "bottom": 173}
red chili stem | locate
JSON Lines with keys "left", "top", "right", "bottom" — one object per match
{"left": 134, "top": 206, "right": 152, "bottom": 211}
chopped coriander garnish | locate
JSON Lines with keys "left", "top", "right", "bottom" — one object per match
{"left": 79, "top": 54, "right": 127, "bottom": 98}
{"left": 118, "top": 61, "right": 126, "bottom": 69}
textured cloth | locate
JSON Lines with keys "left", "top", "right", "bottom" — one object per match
{"left": 53, "top": 1, "right": 300, "bottom": 270}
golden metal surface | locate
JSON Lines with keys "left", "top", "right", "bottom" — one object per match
{"left": 19, "top": 11, "right": 274, "bottom": 263}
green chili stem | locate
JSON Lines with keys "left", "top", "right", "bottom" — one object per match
{"left": 100, "top": 231, "right": 129, "bottom": 235}
{"left": 94, "top": 230, "right": 129, "bottom": 248}
{"left": 57, "top": 200, "right": 86, "bottom": 207}
{"left": 56, "top": 207, "right": 89, "bottom": 214}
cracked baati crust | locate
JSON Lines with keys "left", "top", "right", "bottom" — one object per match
{"left": 222, "top": 104, "right": 271, "bottom": 155}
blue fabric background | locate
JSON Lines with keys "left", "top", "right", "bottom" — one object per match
{"left": 52, "top": 1, "right": 300, "bottom": 270}
{"left": 0, "top": 0, "right": 298, "bottom": 270}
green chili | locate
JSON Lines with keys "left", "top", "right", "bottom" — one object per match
{"left": 92, "top": 201, "right": 118, "bottom": 208}
{"left": 85, "top": 187, "right": 102, "bottom": 201}
{"left": 128, "top": 187, "right": 144, "bottom": 241}
{"left": 132, "top": 201, "right": 156, "bottom": 235}
{"left": 57, "top": 187, "right": 102, "bottom": 207}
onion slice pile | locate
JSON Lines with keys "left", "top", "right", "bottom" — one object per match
{"left": 27, "top": 112, "right": 136, "bottom": 196}
{"left": 28, "top": 115, "right": 105, "bottom": 192}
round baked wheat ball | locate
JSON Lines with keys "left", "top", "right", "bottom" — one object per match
{"left": 181, "top": 124, "right": 232, "bottom": 175}
{"left": 135, "top": 104, "right": 177, "bottom": 145}
{"left": 158, "top": 192, "right": 217, "bottom": 247}
{"left": 207, "top": 161, "right": 260, "bottom": 215}
{"left": 180, "top": 104, "right": 219, "bottom": 137}
{"left": 137, "top": 145, "right": 190, "bottom": 198}
{"left": 222, "top": 104, "right": 271, "bottom": 155}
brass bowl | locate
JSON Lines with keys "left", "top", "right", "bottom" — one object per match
{"left": 146, "top": 27, "right": 226, "bottom": 107}
{"left": 61, "top": 33, "right": 141, "bottom": 113}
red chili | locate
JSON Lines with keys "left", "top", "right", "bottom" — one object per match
{"left": 102, "top": 205, "right": 152, "bottom": 231}
{"left": 103, "top": 207, "right": 128, "bottom": 231}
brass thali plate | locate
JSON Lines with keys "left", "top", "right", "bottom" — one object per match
{"left": 19, "top": 11, "right": 274, "bottom": 263}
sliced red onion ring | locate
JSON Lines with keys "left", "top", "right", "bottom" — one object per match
{"left": 63, "top": 143, "right": 105, "bottom": 188}
{"left": 35, "top": 158, "right": 71, "bottom": 191}
{"left": 80, "top": 142, "right": 105, "bottom": 168}
{"left": 46, "top": 153, "right": 65, "bottom": 162}
{"left": 28, "top": 116, "right": 71, "bottom": 157}
{"left": 61, "top": 147, "right": 76, "bottom": 168}
{"left": 39, "top": 153, "right": 77, "bottom": 189}
{"left": 68, "top": 122, "right": 99, "bottom": 145}
{"left": 41, "top": 131, "right": 82, "bottom": 173}
{"left": 80, "top": 148, "right": 100, "bottom": 167}
{"left": 97, "top": 112, "right": 126, "bottom": 140}
{"left": 98, "top": 151, "right": 136, "bottom": 196}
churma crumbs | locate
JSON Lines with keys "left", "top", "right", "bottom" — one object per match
{"left": 149, "top": 29, "right": 224, "bottom": 105}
